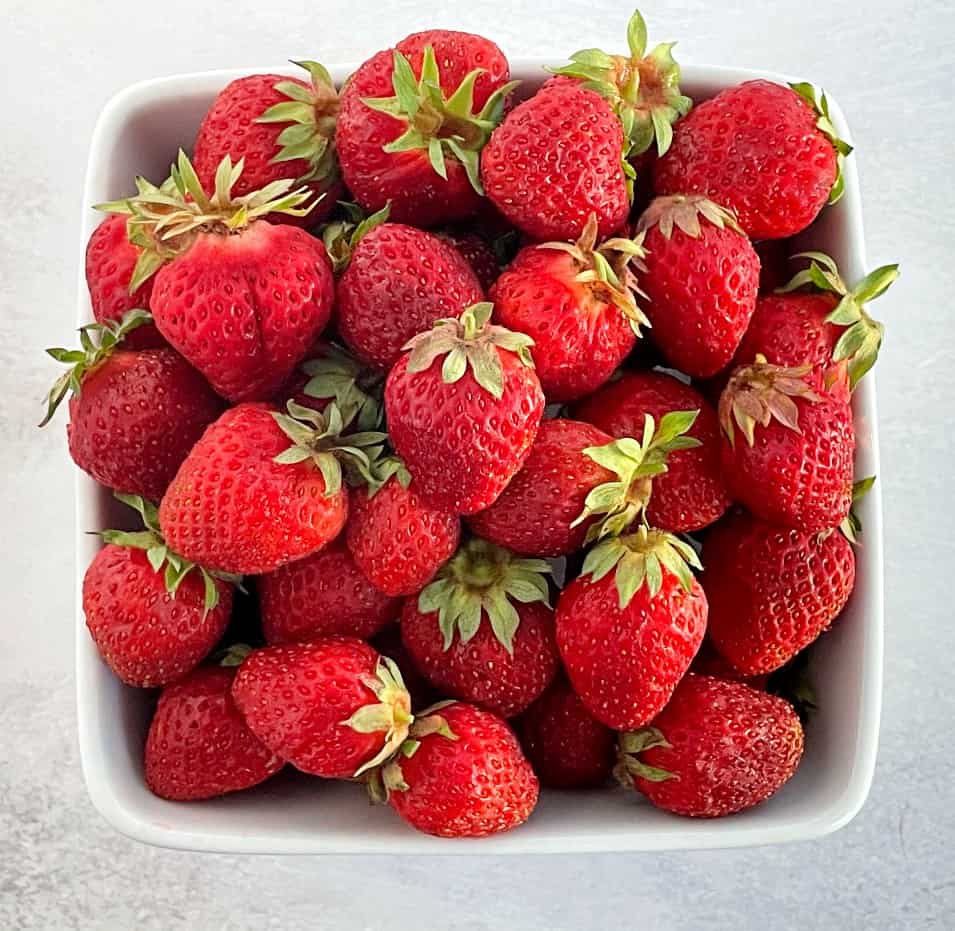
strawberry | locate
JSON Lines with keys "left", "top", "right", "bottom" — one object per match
{"left": 617, "top": 674, "right": 804, "bottom": 817}
{"left": 145, "top": 660, "right": 283, "bottom": 801}
{"left": 635, "top": 195, "right": 760, "bottom": 378}
{"left": 336, "top": 32, "right": 515, "bottom": 226}
{"left": 701, "top": 508, "right": 856, "bottom": 674}
{"left": 159, "top": 401, "right": 384, "bottom": 574}
{"left": 231, "top": 638, "right": 412, "bottom": 778}
{"left": 556, "top": 525, "right": 707, "bottom": 730}
{"left": 40, "top": 310, "right": 222, "bottom": 500}
{"left": 384, "top": 303, "right": 544, "bottom": 515}
{"left": 481, "top": 80, "right": 630, "bottom": 242}
{"left": 257, "top": 537, "right": 399, "bottom": 644}
{"left": 573, "top": 370, "right": 731, "bottom": 532}
{"left": 718, "top": 357, "right": 854, "bottom": 532}
{"left": 193, "top": 62, "right": 340, "bottom": 226}
{"left": 373, "top": 701, "right": 538, "bottom": 837}
{"left": 490, "top": 215, "right": 649, "bottom": 402}
{"left": 109, "top": 151, "right": 333, "bottom": 402}
{"left": 435, "top": 229, "right": 500, "bottom": 290}
{"left": 83, "top": 495, "right": 236, "bottom": 687}
{"left": 654, "top": 80, "right": 852, "bottom": 240}
{"left": 690, "top": 638, "right": 769, "bottom": 690}
{"left": 400, "top": 538, "right": 558, "bottom": 717}
{"left": 515, "top": 677, "right": 616, "bottom": 789}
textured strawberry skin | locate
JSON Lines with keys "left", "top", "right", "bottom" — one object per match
{"left": 573, "top": 371, "right": 731, "bottom": 532}
{"left": 515, "top": 677, "right": 616, "bottom": 789}
{"left": 337, "top": 223, "right": 484, "bottom": 371}
{"left": 654, "top": 80, "right": 838, "bottom": 240}
{"left": 385, "top": 351, "right": 545, "bottom": 515}
{"left": 258, "top": 538, "right": 399, "bottom": 643}
{"left": 159, "top": 403, "right": 347, "bottom": 575}
{"left": 67, "top": 348, "right": 222, "bottom": 500}
{"left": 231, "top": 638, "right": 390, "bottom": 778}
{"left": 556, "top": 571, "right": 708, "bottom": 730}
{"left": 150, "top": 222, "right": 334, "bottom": 402}
{"left": 481, "top": 82, "right": 629, "bottom": 242}
{"left": 491, "top": 245, "right": 636, "bottom": 402}
{"left": 347, "top": 479, "right": 461, "bottom": 597}
{"left": 435, "top": 229, "right": 500, "bottom": 290}
{"left": 467, "top": 418, "right": 615, "bottom": 556}
{"left": 628, "top": 674, "right": 804, "bottom": 817}
{"left": 639, "top": 219, "right": 760, "bottom": 378}
{"left": 400, "top": 599, "right": 558, "bottom": 717}
{"left": 336, "top": 32, "right": 511, "bottom": 226}
{"left": 388, "top": 702, "right": 539, "bottom": 837}
{"left": 145, "top": 665, "right": 284, "bottom": 801}
{"left": 702, "top": 510, "right": 855, "bottom": 674}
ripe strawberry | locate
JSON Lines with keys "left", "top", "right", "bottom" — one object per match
{"left": 718, "top": 358, "right": 854, "bottom": 532}
{"left": 556, "top": 526, "right": 707, "bottom": 730}
{"left": 617, "top": 674, "right": 804, "bottom": 817}
{"left": 231, "top": 638, "right": 412, "bottom": 778}
{"left": 654, "top": 80, "right": 852, "bottom": 240}
{"left": 400, "top": 538, "right": 558, "bottom": 717}
{"left": 515, "top": 677, "right": 616, "bottom": 789}
{"left": 435, "top": 229, "right": 500, "bottom": 290}
{"left": 384, "top": 303, "right": 544, "bottom": 515}
{"left": 160, "top": 401, "right": 384, "bottom": 574}
{"left": 375, "top": 701, "right": 539, "bottom": 837}
{"left": 491, "top": 215, "right": 649, "bottom": 402}
{"left": 635, "top": 195, "right": 760, "bottom": 378}
{"left": 690, "top": 638, "right": 769, "bottom": 691}
{"left": 336, "top": 32, "right": 515, "bottom": 226}
{"left": 257, "top": 537, "right": 399, "bottom": 644}
{"left": 110, "top": 151, "right": 333, "bottom": 402}
{"left": 40, "top": 310, "right": 222, "bottom": 500}
{"left": 573, "top": 370, "right": 731, "bottom": 532}
{"left": 193, "top": 62, "right": 340, "bottom": 226}
{"left": 701, "top": 509, "right": 855, "bottom": 674}
{"left": 145, "top": 661, "right": 283, "bottom": 801}
{"left": 481, "top": 80, "right": 630, "bottom": 242}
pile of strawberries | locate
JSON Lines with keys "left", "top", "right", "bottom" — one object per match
{"left": 49, "top": 11, "right": 898, "bottom": 838}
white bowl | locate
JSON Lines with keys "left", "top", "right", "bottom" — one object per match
{"left": 75, "top": 60, "right": 883, "bottom": 853}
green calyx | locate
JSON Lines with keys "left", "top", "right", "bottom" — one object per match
{"left": 580, "top": 524, "right": 701, "bottom": 610}
{"left": 364, "top": 455, "right": 412, "bottom": 499}
{"left": 788, "top": 82, "right": 853, "bottom": 205}
{"left": 767, "top": 650, "right": 817, "bottom": 726}
{"left": 256, "top": 60, "right": 340, "bottom": 186}
{"left": 539, "top": 212, "right": 650, "bottom": 336}
{"left": 215, "top": 642, "right": 254, "bottom": 667}
{"left": 100, "top": 493, "right": 241, "bottom": 615}
{"left": 614, "top": 726, "right": 677, "bottom": 787}
{"left": 40, "top": 308, "right": 152, "bottom": 426}
{"left": 777, "top": 251, "right": 896, "bottom": 388}
{"left": 636, "top": 194, "right": 743, "bottom": 239}
{"left": 345, "top": 657, "right": 415, "bottom": 777}
{"left": 361, "top": 46, "right": 519, "bottom": 195}
{"left": 403, "top": 302, "right": 535, "bottom": 400}
{"left": 417, "top": 538, "right": 551, "bottom": 656}
{"left": 838, "top": 475, "right": 876, "bottom": 544}
{"left": 319, "top": 202, "right": 390, "bottom": 273}
{"left": 573, "top": 412, "right": 700, "bottom": 544}
{"left": 550, "top": 9, "right": 691, "bottom": 158}
{"left": 297, "top": 342, "right": 385, "bottom": 431}
{"left": 270, "top": 400, "right": 387, "bottom": 496}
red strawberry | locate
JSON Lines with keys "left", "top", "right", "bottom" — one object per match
{"left": 40, "top": 311, "right": 222, "bottom": 500}
{"left": 635, "top": 195, "right": 760, "bottom": 378}
{"left": 145, "top": 661, "right": 283, "bottom": 801}
{"left": 654, "top": 80, "right": 852, "bottom": 240}
{"left": 690, "top": 638, "right": 769, "bottom": 690}
{"left": 556, "top": 526, "right": 707, "bottom": 730}
{"left": 258, "top": 537, "right": 399, "bottom": 644}
{"left": 336, "top": 32, "right": 514, "bottom": 226}
{"left": 435, "top": 229, "right": 500, "bottom": 290}
{"left": 617, "top": 674, "right": 804, "bottom": 817}
{"left": 573, "top": 370, "right": 731, "bottom": 532}
{"left": 718, "top": 358, "right": 854, "bottom": 532}
{"left": 515, "top": 677, "right": 616, "bottom": 789}
{"left": 491, "top": 215, "right": 649, "bottom": 402}
{"left": 482, "top": 80, "right": 630, "bottom": 242}
{"left": 384, "top": 303, "right": 544, "bottom": 515}
{"left": 701, "top": 509, "right": 855, "bottom": 674}
{"left": 193, "top": 62, "right": 340, "bottom": 226}
{"left": 231, "top": 638, "right": 412, "bottom": 778}
{"left": 376, "top": 701, "right": 538, "bottom": 837}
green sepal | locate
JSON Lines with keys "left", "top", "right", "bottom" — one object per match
{"left": 347, "top": 657, "right": 415, "bottom": 777}
{"left": 319, "top": 202, "right": 390, "bottom": 273}
{"left": 370, "top": 707, "right": 458, "bottom": 801}
{"left": 788, "top": 82, "right": 853, "bottom": 205}
{"left": 767, "top": 650, "right": 817, "bottom": 725}
{"left": 838, "top": 475, "right": 876, "bottom": 543}
{"left": 214, "top": 643, "right": 254, "bottom": 668}
{"left": 615, "top": 726, "right": 677, "bottom": 787}
{"left": 294, "top": 342, "right": 385, "bottom": 430}
{"left": 636, "top": 194, "right": 743, "bottom": 239}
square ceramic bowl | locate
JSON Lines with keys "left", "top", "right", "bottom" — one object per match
{"left": 76, "top": 60, "right": 883, "bottom": 853}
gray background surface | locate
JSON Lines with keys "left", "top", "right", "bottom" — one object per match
{"left": 2, "top": 0, "right": 953, "bottom": 928}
